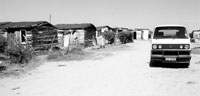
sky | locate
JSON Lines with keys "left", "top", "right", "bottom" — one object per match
{"left": 0, "top": 0, "right": 200, "bottom": 32}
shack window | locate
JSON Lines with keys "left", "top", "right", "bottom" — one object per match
{"left": 21, "top": 30, "right": 26, "bottom": 42}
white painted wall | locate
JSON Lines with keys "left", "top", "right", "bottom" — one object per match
{"left": 142, "top": 30, "right": 149, "bottom": 40}
{"left": 136, "top": 31, "right": 142, "bottom": 40}
{"left": 64, "top": 34, "right": 70, "bottom": 47}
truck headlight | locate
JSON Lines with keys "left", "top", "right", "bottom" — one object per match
{"left": 152, "top": 44, "right": 157, "bottom": 49}
{"left": 184, "top": 44, "right": 190, "bottom": 49}
{"left": 158, "top": 45, "right": 162, "bottom": 49}
{"left": 180, "top": 45, "right": 183, "bottom": 49}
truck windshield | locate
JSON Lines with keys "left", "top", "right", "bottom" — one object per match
{"left": 153, "top": 27, "right": 188, "bottom": 39}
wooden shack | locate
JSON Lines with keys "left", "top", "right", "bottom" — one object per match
{"left": 55, "top": 23, "right": 96, "bottom": 48}
{"left": 0, "top": 21, "right": 58, "bottom": 51}
{"left": 57, "top": 29, "right": 71, "bottom": 48}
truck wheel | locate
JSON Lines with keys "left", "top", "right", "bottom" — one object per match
{"left": 149, "top": 60, "right": 155, "bottom": 67}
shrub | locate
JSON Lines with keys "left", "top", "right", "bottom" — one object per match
{"left": 6, "top": 45, "right": 34, "bottom": 64}
{"left": 118, "top": 31, "right": 133, "bottom": 44}
{"left": 103, "top": 31, "right": 115, "bottom": 44}
{"left": 47, "top": 50, "right": 64, "bottom": 60}
{"left": 68, "top": 47, "right": 84, "bottom": 55}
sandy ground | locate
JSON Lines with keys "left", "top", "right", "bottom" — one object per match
{"left": 0, "top": 40, "right": 200, "bottom": 96}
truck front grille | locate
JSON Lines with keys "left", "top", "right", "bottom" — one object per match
{"left": 179, "top": 51, "right": 190, "bottom": 55}
{"left": 152, "top": 50, "right": 190, "bottom": 55}
{"left": 162, "top": 44, "right": 180, "bottom": 49}
{"left": 164, "top": 51, "right": 178, "bottom": 55}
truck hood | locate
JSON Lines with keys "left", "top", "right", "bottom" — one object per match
{"left": 151, "top": 39, "right": 190, "bottom": 44}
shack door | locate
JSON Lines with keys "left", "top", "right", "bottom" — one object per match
{"left": 64, "top": 34, "right": 70, "bottom": 47}
{"left": 133, "top": 32, "right": 137, "bottom": 39}
{"left": 21, "top": 30, "right": 26, "bottom": 43}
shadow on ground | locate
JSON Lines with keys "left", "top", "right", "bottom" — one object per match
{"left": 85, "top": 44, "right": 132, "bottom": 60}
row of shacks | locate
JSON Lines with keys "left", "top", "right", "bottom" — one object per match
{"left": 0, "top": 21, "right": 98, "bottom": 52}
{"left": 96, "top": 26, "right": 151, "bottom": 41}
{"left": 0, "top": 21, "right": 151, "bottom": 53}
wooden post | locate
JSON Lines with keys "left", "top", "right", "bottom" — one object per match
{"left": 23, "top": 35, "right": 34, "bottom": 51}
{"left": 50, "top": 35, "right": 56, "bottom": 52}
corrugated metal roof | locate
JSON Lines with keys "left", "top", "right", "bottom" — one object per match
{"left": 0, "top": 21, "right": 53, "bottom": 29}
{"left": 55, "top": 23, "right": 96, "bottom": 30}
{"left": 0, "top": 22, "right": 12, "bottom": 28}
{"left": 96, "top": 26, "right": 112, "bottom": 30}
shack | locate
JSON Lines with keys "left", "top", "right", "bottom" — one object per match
{"left": 96, "top": 26, "right": 115, "bottom": 45}
{"left": 0, "top": 21, "right": 58, "bottom": 51}
{"left": 191, "top": 30, "right": 200, "bottom": 42}
{"left": 55, "top": 23, "right": 96, "bottom": 48}
{"left": 135, "top": 28, "right": 150, "bottom": 40}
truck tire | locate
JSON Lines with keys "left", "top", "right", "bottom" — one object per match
{"left": 149, "top": 60, "right": 155, "bottom": 67}
{"left": 182, "top": 63, "right": 189, "bottom": 68}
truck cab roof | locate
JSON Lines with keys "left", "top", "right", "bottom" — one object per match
{"left": 155, "top": 25, "right": 186, "bottom": 28}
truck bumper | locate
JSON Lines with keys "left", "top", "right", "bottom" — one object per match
{"left": 151, "top": 55, "right": 191, "bottom": 63}
{"left": 151, "top": 50, "right": 191, "bottom": 64}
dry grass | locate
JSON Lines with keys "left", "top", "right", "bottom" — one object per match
{"left": 0, "top": 43, "right": 132, "bottom": 78}
{"left": 46, "top": 44, "right": 129, "bottom": 62}
{"left": 0, "top": 47, "right": 88, "bottom": 78}
{"left": 47, "top": 48, "right": 89, "bottom": 61}
{"left": 0, "top": 56, "right": 42, "bottom": 78}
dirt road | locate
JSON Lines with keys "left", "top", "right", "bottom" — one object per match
{"left": 0, "top": 40, "right": 200, "bottom": 96}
